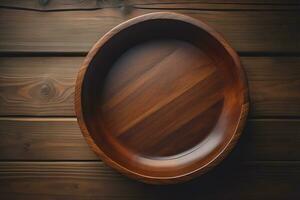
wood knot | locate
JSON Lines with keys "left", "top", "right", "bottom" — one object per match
{"left": 119, "top": 1, "right": 132, "bottom": 15}
{"left": 40, "top": 83, "right": 51, "bottom": 96}
{"left": 23, "top": 142, "right": 31, "bottom": 152}
{"left": 38, "top": 81, "right": 56, "bottom": 101}
{"left": 39, "top": 0, "right": 49, "bottom": 6}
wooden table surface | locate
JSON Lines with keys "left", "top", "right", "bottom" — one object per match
{"left": 0, "top": 0, "right": 299, "bottom": 199}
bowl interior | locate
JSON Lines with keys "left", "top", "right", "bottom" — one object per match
{"left": 80, "top": 18, "right": 245, "bottom": 179}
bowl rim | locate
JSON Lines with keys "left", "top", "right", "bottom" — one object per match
{"left": 74, "top": 12, "right": 249, "bottom": 184}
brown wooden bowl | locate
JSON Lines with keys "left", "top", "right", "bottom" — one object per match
{"left": 75, "top": 12, "right": 249, "bottom": 184}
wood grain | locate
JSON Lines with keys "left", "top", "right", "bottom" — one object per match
{"left": 0, "top": 0, "right": 116, "bottom": 10}
{"left": 0, "top": 161, "right": 299, "bottom": 199}
{"left": 0, "top": 8, "right": 299, "bottom": 53}
{"left": 128, "top": 0, "right": 300, "bottom": 4}
{"left": 244, "top": 57, "right": 300, "bottom": 117}
{"left": 1, "top": 57, "right": 299, "bottom": 117}
{"left": 0, "top": 118, "right": 298, "bottom": 161}
{"left": 132, "top": 2, "right": 300, "bottom": 11}
{"left": 0, "top": 0, "right": 299, "bottom": 11}
{"left": 0, "top": 0, "right": 298, "bottom": 11}
{"left": 0, "top": 0, "right": 298, "bottom": 196}
{"left": 69, "top": 12, "right": 249, "bottom": 183}
{"left": 0, "top": 57, "right": 80, "bottom": 116}
{"left": 0, "top": 118, "right": 96, "bottom": 160}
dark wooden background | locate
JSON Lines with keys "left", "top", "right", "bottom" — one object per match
{"left": 0, "top": 0, "right": 299, "bottom": 199}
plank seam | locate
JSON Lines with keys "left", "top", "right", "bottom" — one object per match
{"left": 1, "top": 52, "right": 300, "bottom": 57}
{"left": 1, "top": 116, "right": 300, "bottom": 120}
{"left": 0, "top": 4, "right": 300, "bottom": 12}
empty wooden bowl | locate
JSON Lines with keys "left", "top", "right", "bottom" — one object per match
{"left": 75, "top": 12, "right": 249, "bottom": 184}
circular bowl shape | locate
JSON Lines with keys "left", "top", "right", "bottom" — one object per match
{"left": 75, "top": 12, "right": 249, "bottom": 184}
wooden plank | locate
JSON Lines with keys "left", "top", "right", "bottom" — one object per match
{"left": 0, "top": 118, "right": 299, "bottom": 161}
{"left": 132, "top": 2, "right": 300, "bottom": 10}
{"left": 128, "top": 0, "right": 300, "bottom": 4}
{"left": 0, "top": 0, "right": 299, "bottom": 10}
{"left": 242, "top": 119, "right": 300, "bottom": 161}
{"left": 0, "top": 8, "right": 299, "bottom": 53}
{"left": 243, "top": 57, "right": 300, "bottom": 117}
{"left": 0, "top": 0, "right": 106, "bottom": 10}
{"left": 0, "top": 0, "right": 298, "bottom": 11}
{"left": 0, "top": 118, "right": 96, "bottom": 160}
{"left": 1, "top": 57, "right": 299, "bottom": 117}
{"left": 0, "top": 161, "right": 299, "bottom": 199}
{"left": 0, "top": 57, "right": 80, "bottom": 116}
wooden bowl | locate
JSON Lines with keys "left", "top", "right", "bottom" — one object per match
{"left": 75, "top": 12, "right": 249, "bottom": 184}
